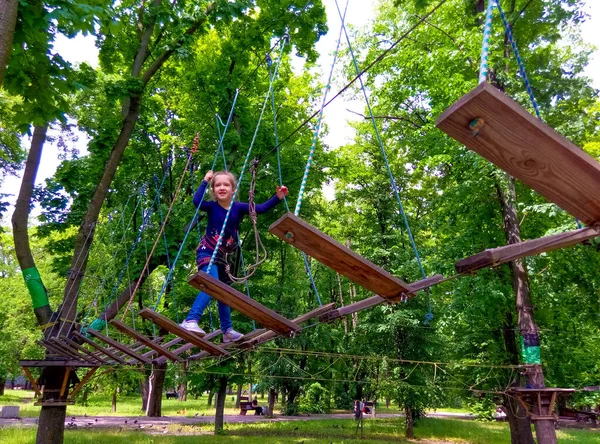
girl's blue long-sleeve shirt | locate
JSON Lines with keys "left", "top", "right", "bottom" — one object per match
{"left": 193, "top": 180, "right": 282, "bottom": 266}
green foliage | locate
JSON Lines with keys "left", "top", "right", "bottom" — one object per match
{"left": 299, "top": 382, "right": 330, "bottom": 414}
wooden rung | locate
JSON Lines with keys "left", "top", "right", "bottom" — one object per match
{"left": 86, "top": 328, "right": 152, "bottom": 364}
{"left": 72, "top": 332, "right": 128, "bottom": 365}
{"left": 269, "top": 213, "right": 413, "bottom": 300}
{"left": 455, "top": 225, "right": 600, "bottom": 274}
{"left": 110, "top": 320, "right": 182, "bottom": 362}
{"left": 239, "top": 302, "right": 336, "bottom": 350}
{"left": 138, "top": 309, "right": 229, "bottom": 356}
{"left": 153, "top": 333, "right": 220, "bottom": 364}
{"left": 184, "top": 328, "right": 270, "bottom": 362}
{"left": 188, "top": 272, "right": 301, "bottom": 336}
{"left": 39, "top": 340, "right": 86, "bottom": 362}
{"left": 142, "top": 337, "right": 183, "bottom": 358}
{"left": 58, "top": 337, "right": 108, "bottom": 365}
{"left": 436, "top": 82, "right": 600, "bottom": 225}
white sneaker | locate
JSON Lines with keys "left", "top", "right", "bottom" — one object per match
{"left": 179, "top": 320, "right": 206, "bottom": 336}
{"left": 223, "top": 328, "right": 244, "bottom": 343}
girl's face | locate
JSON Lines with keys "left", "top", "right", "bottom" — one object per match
{"left": 212, "top": 174, "right": 234, "bottom": 204}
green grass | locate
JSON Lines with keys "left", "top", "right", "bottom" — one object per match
{"left": 1, "top": 417, "right": 600, "bottom": 443}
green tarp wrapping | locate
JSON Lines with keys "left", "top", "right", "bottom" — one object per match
{"left": 22, "top": 267, "right": 49, "bottom": 309}
{"left": 521, "top": 336, "right": 542, "bottom": 365}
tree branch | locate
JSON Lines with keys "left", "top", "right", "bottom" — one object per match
{"left": 346, "top": 108, "right": 423, "bottom": 128}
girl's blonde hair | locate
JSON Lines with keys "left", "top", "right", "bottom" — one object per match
{"left": 210, "top": 171, "right": 237, "bottom": 200}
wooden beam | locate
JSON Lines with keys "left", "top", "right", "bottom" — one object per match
{"left": 188, "top": 272, "right": 301, "bottom": 336}
{"left": 142, "top": 337, "right": 183, "bottom": 358}
{"left": 58, "top": 337, "right": 107, "bottom": 365}
{"left": 72, "top": 332, "right": 128, "bottom": 365}
{"left": 109, "top": 320, "right": 182, "bottom": 362}
{"left": 455, "top": 226, "right": 600, "bottom": 274}
{"left": 269, "top": 213, "right": 413, "bottom": 300}
{"left": 236, "top": 303, "right": 337, "bottom": 351}
{"left": 59, "top": 368, "right": 71, "bottom": 398}
{"left": 185, "top": 328, "right": 271, "bottom": 361}
{"left": 68, "top": 367, "right": 98, "bottom": 400}
{"left": 86, "top": 328, "right": 152, "bottom": 364}
{"left": 321, "top": 274, "right": 445, "bottom": 322}
{"left": 39, "top": 340, "right": 85, "bottom": 362}
{"left": 436, "top": 82, "right": 600, "bottom": 225}
{"left": 22, "top": 367, "right": 41, "bottom": 397}
{"left": 138, "top": 309, "right": 229, "bottom": 356}
{"left": 19, "top": 360, "right": 98, "bottom": 368}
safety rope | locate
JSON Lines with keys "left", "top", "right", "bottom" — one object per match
{"left": 206, "top": 37, "right": 288, "bottom": 275}
{"left": 479, "top": 0, "right": 495, "bottom": 84}
{"left": 334, "top": 0, "right": 431, "bottom": 321}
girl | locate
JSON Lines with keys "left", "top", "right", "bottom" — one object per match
{"left": 180, "top": 170, "right": 288, "bottom": 343}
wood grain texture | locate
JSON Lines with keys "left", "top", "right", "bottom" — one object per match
{"left": 138, "top": 308, "right": 229, "bottom": 356}
{"left": 86, "top": 328, "right": 152, "bottom": 364}
{"left": 436, "top": 82, "right": 600, "bottom": 225}
{"left": 455, "top": 226, "right": 600, "bottom": 274}
{"left": 19, "top": 360, "right": 99, "bottom": 368}
{"left": 269, "top": 213, "right": 413, "bottom": 299}
{"left": 188, "top": 272, "right": 301, "bottom": 336}
{"left": 110, "top": 320, "right": 182, "bottom": 362}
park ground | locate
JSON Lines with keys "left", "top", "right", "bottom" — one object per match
{"left": 1, "top": 390, "right": 599, "bottom": 443}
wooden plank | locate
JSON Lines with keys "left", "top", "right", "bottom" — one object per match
{"left": 72, "top": 332, "right": 128, "bottom": 365}
{"left": 186, "top": 328, "right": 271, "bottom": 361}
{"left": 436, "top": 82, "right": 600, "bottom": 225}
{"left": 59, "top": 368, "right": 71, "bottom": 397}
{"left": 86, "top": 328, "right": 152, "bottom": 364}
{"left": 39, "top": 340, "right": 85, "bottom": 362}
{"left": 22, "top": 367, "right": 41, "bottom": 397}
{"left": 138, "top": 309, "right": 229, "bottom": 356}
{"left": 110, "top": 320, "right": 182, "bottom": 362}
{"left": 269, "top": 213, "right": 413, "bottom": 300}
{"left": 455, "top": 226, "right": 600, "bottom": 274}
{"left": 188, "top": 272, "right": 301, "bottom": 336}
{"left": 142, "top": 337, "right": 183, "bottom": 358}
{"left": 236, "top": 303, "right": 337, "bottom": 351}
{"left": 58, "top": 337, "right": 108, "bottom": 365}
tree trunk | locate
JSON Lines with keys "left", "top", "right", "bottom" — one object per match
{"left": 496, "top": 175, "right": 557, "bottom": 444}
{"left": 140, "top": 377, "right": 149, "bottom": 412}
{"left": 268, "top": 388, "right": 276, "bottom": 416}
{"left": 36, "top": 367, "right": 68, "bottom": 444}
{"left": 207, "top": 389, "right": 214, "bottom": 406}
{"left": 215, "top": 376, "right": 228, "bottom": 434}
{"left": 405, "top": 404, "right": 414, "bottom": 439}
{"left": 235, "top": 384, "right": 242, "bottom": 408}
{"left": 11, "top": 125, "right": 52, "bottom": 327}
{"left": 112, "top": 391, "right": 117, "bottom": 412}
{"left": 146, "top": 362, "right": 167, "bottom": 417}
{"left": 0, "top": 381, "right": 4, "bottom": 396}
{"left": 0, "top": 0, "right": 18, "bottom": 86}
{"left": 177, "top": 360, "right": 189, "bottom": 401}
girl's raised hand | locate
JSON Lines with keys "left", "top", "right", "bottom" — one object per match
{"left": 204, "top": 170, "right": 214, "bottom": 182}
{"left": 276, "top": 186, "right": 289, "bottom": 200}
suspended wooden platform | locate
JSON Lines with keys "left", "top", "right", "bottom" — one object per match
{"left": 174, "top": 328, "right": 268, "bottom": 362}
{"left": 86, "top": 328, "right": 152, "bottom": 364}
{"left": 72, "top": 331, "right": 129, "bottom": 365}
{"left": 138, "top": 308, "right": 229, "bottom": 356}
{"left": 188, "top": 272, "right": 301, "bottom": 336}
{"left": 436, "top": 82, "right": 600, "bottom": 225}
{"left": 269, "top": 213, "right": 413, "bottom": 300}
{"left": 508, "top": 388, "right": 575, "bottom": 421}
{"left": 109, "top": 320, "right": 183, "bottom": 362}
{"left": 455, "top": 225, "right": 600, "bottom": 274}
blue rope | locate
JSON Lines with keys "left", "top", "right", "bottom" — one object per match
{"left": 154, "top": 92, "right": 241, "bottom": 311}
{"left": 479, "top": 0, "right": 494, "bottom": 84}
{"left": 334, "top": 0, "right": 431, "bottom": 321}
{"left": 493, "top": 1, "right": 541, "bottom": 119}
{"left": 206, "top": 40, "right": 287, "bottom": 274}
{"left": 294, "top": 6, "right": 346, "bottom": 217}
{"left": 269, "top": 61, "right": 322, "bottom": 307}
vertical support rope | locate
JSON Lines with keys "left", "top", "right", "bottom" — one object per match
{"left": 493, "top": 0, "right": 540, "bottom": 119}
{"left": 206, "top": 40, "right": 288, "bottom": 274}
{"left": 294, "top": 2, "right": 348, "bottom": 216}
{"left": 153, "top": 93, "right": 240, "bottom": 311}
{"left": 479, "top": 0, "right": 495, "bottom": 84}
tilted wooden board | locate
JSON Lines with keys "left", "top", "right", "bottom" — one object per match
{"left": 436, "top": 82, "right": 600, "bottom": 225}
{"left": 72, "top": 331, "right": 128, "bottom": 364}
{"left": 86, "top": 328, "right": 152, "bottom": 364}
{"left": 188, "top": 272, "right": 301, "bottom": 336}
{"left": 269, "top": 213, "right": 413, "bottom": 300}
{"left": 138, "top": 308, "right": 229, "bottom": 356}
{"left": 176, "top": 328, "right": 269, "bottom": 363}
{"left": 455, "top": 225, "right": 600, "bottom": 274}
